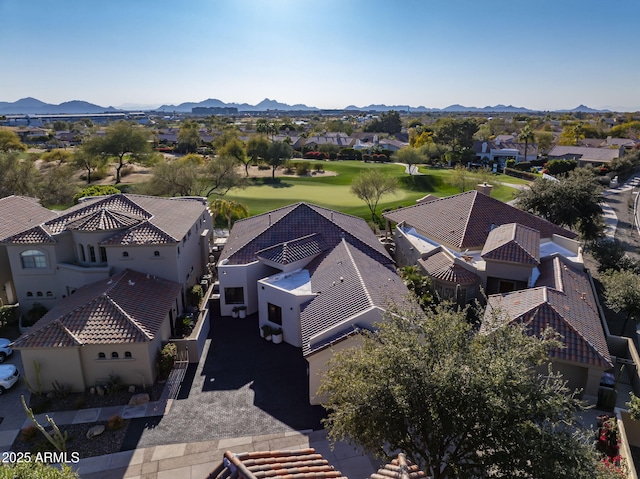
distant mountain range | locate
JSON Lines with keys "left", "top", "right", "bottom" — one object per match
{"left": 0, "top": 97, "right": 616, "bottom": 115}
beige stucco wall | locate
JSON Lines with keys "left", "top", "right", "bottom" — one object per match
{"left": 0, "top": 247, "right": 15, "bottom": 305}
{"left": 540, "top": 359, "right": 604, "bottom": 397}
{"left": 483, "top": 260, "right": 533, "bottom": 285}
{"left": 307, "top": 335, "right": 363, "bottom": 406}
{"left": 20, "top": 347, "right": 87, "bottom": 392}
{"left": 79, "top": 342, "right": 156, "bottom": 389}
{"left": 218, "top": 261, "right": 278, "bottom": 316}
{"left": 7, "top": 244, "right": 60, "bottom": 311}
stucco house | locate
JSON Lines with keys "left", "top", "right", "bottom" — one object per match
{"left": 1, "top": 193, "right": 213, "bottom": 313}
{"left": 473, "top": 138, "right": 539, "bottom": 166}
{"left": 383, "top": 188, "right": 612, "bottom": 396}
{"left": 0, "top": 196, "right": 58, "bottom": 306}
{"left": 547, "top": 145, "right": 624, "bottom": 167}
{"left": 217, "top": 202, "right": 411, "bottom": 404}
{"left": 12, "top": 269, "right": 182, "bottom": 392}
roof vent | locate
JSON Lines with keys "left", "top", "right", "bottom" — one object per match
{"left": 128, "top": 280, "right": 135, "bottom": 286}
{"left": 581, "top": 292, "right": 587, "bottom": 300}
{"left": 340, "top": 277, "right": 344, "bottom": 282}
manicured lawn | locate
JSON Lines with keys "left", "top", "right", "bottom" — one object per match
{"left": 224, "top": 160, "right": 525, "bottom": 218}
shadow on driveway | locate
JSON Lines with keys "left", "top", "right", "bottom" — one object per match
{"left": 123, "top": 313, "right": 326, "bottom": 449}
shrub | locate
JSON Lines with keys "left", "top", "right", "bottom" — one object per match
{"left": 304, "top": 151, "right": 326, "bottom": 160}
{"left": 0, "top": 305, "right": 17, "bottom": 327}
{"left": 545, "top": 159, "right": 577, "bottom": 175}
{"left": 503, "top": 167, "right": 538, "bottom": 181}
{"left": 120, "top": 165, "right": 135, "bottom": 178}
{"left": 23, "top": 303, "right": 48, "bottom": 327}
{"left": 513, "top": 161, "right": 532, "bottom": 171}
{"left": 73, "top": 396, "right": 86, "bottom": 410}
{"left": 314, "top": 163, "right": 324, "bottom": 172}
{"left": 19, "top": 425, "right": 39, "bottom": 443}
{"left": 296, "top": 162, "right": 309, "bottom": 176}
{"left": 158, "top": 343, "right": 177, "bottom": 379}
{"left": 107, "top": 414, "right": 125, "bottom": 431}
{"left": 187, "top": 285, "right": 203, "bottom": 308}
{"left": 73, "top": 185, "right": 121, "bottom": 204}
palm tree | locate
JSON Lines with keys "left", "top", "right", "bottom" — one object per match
{"left": 210, "top": 199, "right": 249, "bottom": 232}
{"left": 517, "top": 124, "right": 535, "bottom": 163}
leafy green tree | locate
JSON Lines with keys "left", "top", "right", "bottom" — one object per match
{"left": 40, "top": 149, "right": 72, "bottom": 166}
{"left": 0, "top": 461, "right": 79, "bottom": 478}
{"left": 81, "top": 121, "right": 154, "bottom": 183}
{"left": 398, "top": 266, "right": 433, "bottom": 308}
{"left": 589, "top": 238, "right": 638, "bottom": 273}
{"left": 246, "top": 135, "right": 270, "bottom": 172}
{"left": 210, "top": 198, "right": 249, "bottom": 230}
{"left": 350, "top": 170, "right": 397, "bottom": 223}
{"left": 364, "top": 111, "right": 402, "bottom": 135}
{"left": 73, "top": 148, "right": 108, "bottom": 184}
{"left": 73, "top": 185, "right": 121, "bottom": 204}
{"left": 449, "top": 163, "right": 472, "bottom": 192}
{"left": 201, "top": 155, "right": 247, "bottom": 197}
{"left": 393, "top": 146, "right": 426, "bottom": 174}
{"left": 546, "top": 159, "right": 578, "bottom": 175}
{"left": 176, "top": 120, "right": 202, "bottom": 153}
{"left": 320, "top": 302, "right": 601, "bottom": 479}
{"left": 0, "top": 129, "right": 27, "bottom": 152}
{"left": 266, "top": 141, "right": 293, "bottom": 180}
{"left": 517, "top": 124, "right": 535, "bottom": 162}
{"left": 433, "top": 118, "right": 478, "bottom": 163}
{"left": 514, "top": 168, "right": 603, "bottom": 240}
{"left": 37, "top": 161, "right": 77, "bottom": 207}
{"left": 535, "top": 131, "right": 554, "bottom": 155}
{"left": 218, "top": 137, "right": 248, "bottom": 174}
{"left": 0, "top": 152, "right": 40, "bottom": 198}
{"left": 601, "top": 269, "right": 640, "bottom": 335}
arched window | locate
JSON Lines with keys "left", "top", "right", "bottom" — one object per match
{"left": 111, "top": 352, "right": 119, "bottom": 359}
{"left": 20, "top": 250, "right": 47, "bottom": 269}
{"left": 100, "top": 247, "right": 107, "bottom": 263}
{"left": 26, "top": 291, "right": 33, "bottom": 297}
{"left": 88, "top": 245, "right": 96, "bottom": 263}
{"left": 124, "top": 351, "right": 132, "bottom": 358}
{"left": 46, "top": 291, "right": 53, "bottom": 297}
{"left": 36, "top": 291, "right": 43, "bottom": 297}
{"left": 78, "top": 244, "right": 86, "bottom": 262}
{"left": 122, "top": 251, "right": 129, "bottom": 258}
{"left": 154, "top": 251, "right": 160, "bottom": 257}
{"left": 98, "top": 352, "right": 106, "bottom": 359}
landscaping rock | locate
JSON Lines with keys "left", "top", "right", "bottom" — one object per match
{"left": 128, "top": 385, "right": 136, "bottom": 393}
{"left": 89, "top": 387, "right": 95, "bottom": 395}
{"left": 86, "top": 425, "right": 105, "bottom": 439}
{"left": 96, "top": 386, "right": 105, "bottom": 396}
{"left": 128, "top": 393, "right": 149, "bottom": 406}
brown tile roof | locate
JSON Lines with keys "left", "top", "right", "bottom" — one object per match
{"left": 0, "top": 196, "right": 58, "bottom": 241}
{"left": 12, "top": 269, "right": 182, "bottom": 349}
{"left": 211, "top": 449, "right": 347, "bottom": 479}
{"left": 221, "top": 203, "right": 391, "bottom": 266}
{"left": 371, "top": 454, "right": 427, "bottom": 479}
{"left": 300, "top": 239, "right": 410, "bottom": 356}
{"left": 418, "top": 251, "right": 480, "bottom": 284}
{"left": 3, "top": 225, "right": 56, "bottom": 244}
{"left": 383, "top": 190, "right": 575, "bottom": 251}
{"left": 256, "top": 233, "right": 328, "bottom": 266}
{"left": 485, "top": 255, "right": 612, "bottom": 369}
{"left": 481, "top": 223, "right": 540, "bottom": 265}
{"left": 2, "top": 194, "right": 208, "bottom": 246}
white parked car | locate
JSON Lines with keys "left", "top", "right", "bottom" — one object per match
{"left": 0, "top": 364, "right": 19, "bottom": 394}
{"left": 0, "top": 338, "right": 12, "bottom": 363}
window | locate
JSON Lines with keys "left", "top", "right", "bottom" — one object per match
{"left": 27, "top": 291, "right": 33, "bottom": 297}
{"left": 79, "top": 244, "right": 86, "bottom": 262}
{"left": 498, "top": 281, "right": 515, "bottom": 293}
{"left": 268, "top": 303, "right": 282, "bottom": 326}
{"left": 36, "top": 291, "right": 43, "bottom": 297}
{"left": 100, "top": 247, "right": 107, "bottom": 263}
{"left": 89, "top": 245, "right": 96, "bottom": 263}
{"left": 122, "top": 251, "right": 129, "bottom": 258}
{"left": 46, "top": 291, "right": 53, "bottom": 297}
{"left": 98, "top": 352, "right": 106, "bottom": 359}
{"left": 20, "top": 250, "right": 47, "bottom": 269}
{"left": 125, "top": 351, "right": 132, "bottom": 358}
{"left": 154, "top": 251, "right": 160, "bottom": 257}
{"left": 224, "top": 287, "right": 244, "bottom": 305}
{"left": 111, "top": 352, "right": 119, "bottom": 359}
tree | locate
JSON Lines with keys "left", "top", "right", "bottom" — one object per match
{"left": 201, "top": 155, "right": 247, "bottom": 197}
{"left": 398, "top": 266, "right": 433, "bottom": 308}
{"left": 73, "top": 185, "right": 121, "bottom": 204}
{"left": 218, "top": 137, "right": 248, "bottom": 175}
{"left": 210, "top": 198, "right": 249, "bottom": 230}
{"left": 601, "top": 269, "right": 640, "bottom": 336}
{"left": 0, "top": 129, "right": 27, "bottom": 152}
{"left": 449, "top": 163, "right": 471, "bottom": 192}
{"left": 350, "top": 170, "right": 397, "bottom": 223}
{"left": 514, "top": 168, "right": 604, "bottom": 240}
{"left": 320, "top": 302, "right": 601, "bottom": 479}
{"left": 393, "top": 146, "right": 426, "bottom": 175}
{"left": 589, "top": 238, "right": 638, "bottom": 273}
{"left": 81, "top": 121, "right": 154, "bottom": 184}
{"left": 517, "top": 124, "right": 535, "bottom": 162}
{"left": 0, "top": 461, "right": 79, "bottom": 478}
{"left": 535, "top": 131, "right": 554, "bottom": 155}
{"left": 433, "top": 118, "right": 478, "bottom": 163}
{"left": 364, "top": 111, "right": 402, "bottom": 135}
{"left": 266, "top": 141, "right": 293, "bottom": 180}
{"left": 73, "top": 148, "right": 108, "bottom": 184}
{"left": 176, "top": 120, "right": 202, "bottom": 153}
{"left": 246, "top": 135, "right": 270, "bottom": 173}
{"left": 0, "top": 152, "right": 40, "bottom": 198}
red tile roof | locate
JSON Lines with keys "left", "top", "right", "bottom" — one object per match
{"left": 12, "top": 269, "right": 182, "bottom": 348}
{"left": 383, "top": 190, "right": 575, "bottom": 250}
{"left": 0, "top": 196, "right": 58, "bottom": 241}
{"left": 418, "top": 251, "right": 480, "bottom": 285}
{"left": 481, "top": 223, "right": 540, "bottom": 265}
{"left": 371, "top": 454, "right": 427, "bottom": 479}
{"left": 485, "top": 256, "right": 612, "bottom": 369}
{"left": 256, "top": 233, "right": 328, "bottom": 266}
{"left": 211, "top": 449, "right": 347, "bottom": 479}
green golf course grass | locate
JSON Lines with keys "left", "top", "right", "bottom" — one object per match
{"left": 224, "top": 160, "right": 526, "bottom": 218}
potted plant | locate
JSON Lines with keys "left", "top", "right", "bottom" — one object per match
{"left": 272, "top": 327, "right": 283, "bottom": 344}
{"left": 261, "top": 324, "right": 273, "bottom": 341}
{"left": 238, "top": 305, "right": 247, "bottom": 319}
{"left": 231, "top": 306, "right": 239, "bottom": 319}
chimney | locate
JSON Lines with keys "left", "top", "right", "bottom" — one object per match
{"left": 476, "top": 182, "right": 494, "bottom": 196}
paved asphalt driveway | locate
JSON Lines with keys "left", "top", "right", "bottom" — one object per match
{"left": 0, "top": 350, "right": 30, "bottom": 432}
{"left": 123, "top": 313, "right": 326, "bottom": 450}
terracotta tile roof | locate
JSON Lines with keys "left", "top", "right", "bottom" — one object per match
{"left": 383, "top": 190, "right": 575, "bottom": 250}
{"left": 12, "top": 269, "right": 182, "bottom": 349}
{"left": 371, "top": 454, "right": 427, "bottom": 479}
{"left": 256, "top": 233, "right": 328, "bottom": 265}
{"left": 481, "top": 223, "right": 540, "bottom": 265}
{"left": 100, "top": 222, "right": 177, "bottom": 245}
{"left": 211, "top": 449, "right": 347, "bottom": 479}
{"left": 418, "top": 251, "right": 480, "bottom": 284}
{"left": 3, "top": 225, "right": 56, "bottom": 244}
{"left": 66, "top": 209, "right": 142, "bottom": 231}
{"left": 0, "top": 196, "right": 58, "bottom": 241}
{"left": 300, "top": 239, "right": 410, "bottom": 356}
{"left": 485, "top": 255, "right": 612, "bottom": 369}
{"left": 221, "top": 203, "right": 391, "bottom": 266}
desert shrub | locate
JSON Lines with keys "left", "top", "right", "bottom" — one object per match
{"left": 23, "top": 304, "right": 48, "bottom": 327}
{"left": 107, "top": 414, "right": 125, "bottom": 431}
{"left": 296, "top": 162, "right": 309, "bottom": 176}
{"left": 158, "top": 342, "right": 177, "bottom": 379}
{"left": 120, "top": 165, "right": 135, "bottom": 177}
{"left": 19, "top": 425, "right": 39, "bottom": 443}
{"left": 73, "top": 185, "right": 121, "bottom": 204}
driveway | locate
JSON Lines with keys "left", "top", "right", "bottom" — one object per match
{"left": 123, "top": 313, "right": 326, "bottom": 449}
{"left": 0, "top": 350, "right": 31, "bottom": 446}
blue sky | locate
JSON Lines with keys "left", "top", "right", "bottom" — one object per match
{"left": 1, "top": 0, "right": 639, "bottom": 111}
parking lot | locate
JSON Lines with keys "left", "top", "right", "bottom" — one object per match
{"left": 123, "top": 313, "right": 326, "bottom": 450}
